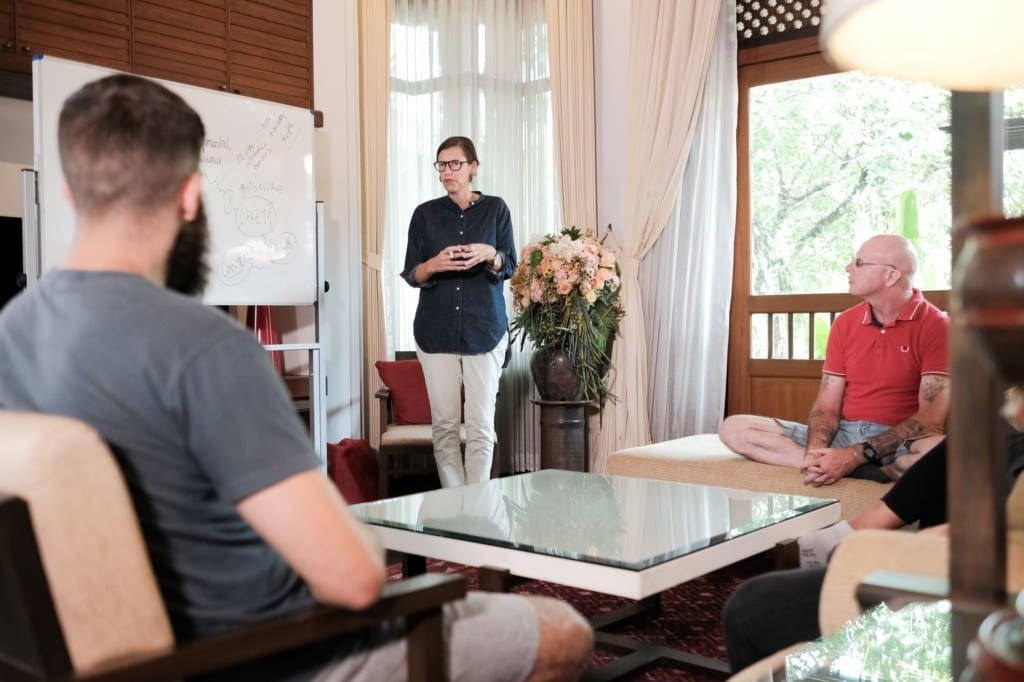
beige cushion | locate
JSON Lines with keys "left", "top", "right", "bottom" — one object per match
{"left": 819, "top": 529, "right": 948, "bottom": 636}
{"left": 381, "top": 423, "right": 467, "bottom": 448}
{"left": 0, "top": 411, "right": 174, "bottom": 672}
{"left": 607, "top": 434, "right": 893, "bottom": 521}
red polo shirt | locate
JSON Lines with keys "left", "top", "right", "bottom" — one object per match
{"left": 823, "top": 289, "right": 949, "bottom": 425}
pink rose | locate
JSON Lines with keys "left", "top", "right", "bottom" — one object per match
{"left": 530, "top": 279, "right": 543, "bottom": 302}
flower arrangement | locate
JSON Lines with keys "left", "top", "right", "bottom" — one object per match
{"left": 510, "top": 226, "right": 624, "bottom": 402}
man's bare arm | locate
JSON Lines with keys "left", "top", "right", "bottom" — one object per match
{"left": 237, "top": 470, "right": 386, "bottom": 610}
{"left": 865, "top": 374, "right": 950, "bottom": 457}
{"left": 806, "top": 373, "right": 847, "bottom": 450}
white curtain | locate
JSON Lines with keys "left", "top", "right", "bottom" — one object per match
{"left": 545, "top": 0, "right": 597, "bottom": 232}
{"left": 640, "top": 0, "right": 738, "bottom": 441}
{"left": 359, "top": 0, "right": 391, "bottom": 448}
{"left": 593, "top": 0, "right": 720, "bottom": 471}
{"left": 384, "top": 0, "right": 559, "bottom": 473}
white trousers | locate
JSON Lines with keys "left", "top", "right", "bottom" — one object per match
{"left": 416, "top": 335, "right": 506, "bottom": 488}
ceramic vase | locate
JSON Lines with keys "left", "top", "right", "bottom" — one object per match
{"left": 954, "top": 214, "right": 1024, "bottom": 381}
{"left": 530, "top": 347, "right": 583, "bottom": 401}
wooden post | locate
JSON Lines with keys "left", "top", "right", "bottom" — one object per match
{"left": 949, "top": 90, "right": 1006, "bottom": 677}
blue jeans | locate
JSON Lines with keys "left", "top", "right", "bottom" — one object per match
{"left": 774, "top": 418, "right": 911, "bottom": 466}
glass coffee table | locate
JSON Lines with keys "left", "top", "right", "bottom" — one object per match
{"left": 352, "top": 469, "right": 840, "bottom": 679}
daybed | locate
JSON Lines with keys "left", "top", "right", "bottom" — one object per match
{"left": 606, "top": 434, "right": 894, "bottom": 521}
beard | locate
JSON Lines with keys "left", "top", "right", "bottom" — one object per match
{"left": 165, "top": 201, "right": 210, "bottom": 297}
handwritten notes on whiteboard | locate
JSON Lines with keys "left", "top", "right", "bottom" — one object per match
{"left": 34, "top": 56, "right": 317, "bottom": 305}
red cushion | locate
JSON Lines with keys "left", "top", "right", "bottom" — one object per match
{"left": 375, "top": 359, "right": 432, "bottom": 425}
{"left": 327, "top": 438, "right": 379, "bottom": 503}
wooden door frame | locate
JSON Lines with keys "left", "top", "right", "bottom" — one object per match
{"left": 727, "top": 43, "right": 837, "bottom": 417}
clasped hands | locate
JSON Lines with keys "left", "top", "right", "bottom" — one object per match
{"left": 801, "top": 446, "right": 861, "bottom": 487}
{"left": 432, "top": 243, "right": 497, "bottom": 271}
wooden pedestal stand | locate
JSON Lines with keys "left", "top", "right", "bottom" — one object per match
{"left": 532, "top": 399, "right": 591, "bottom": 472}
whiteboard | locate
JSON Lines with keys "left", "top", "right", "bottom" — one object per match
{"left": 32, "top": 56, "right": 317, "bottom": 305}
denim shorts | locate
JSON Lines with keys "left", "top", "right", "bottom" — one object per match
{"left": 774, "top": 418, "right": 911, "bottom": 466}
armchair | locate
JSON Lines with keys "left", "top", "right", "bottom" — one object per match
{"left": 729, "top": 477, "right": 1024, "bottom": 681}
{"left": 728, "top": 530, "right": 950, "bottom": 681}
{"left": 375, "top": 352, "right": 498, "bottom": 498}
{"left": 0, "top": 411, "right": 466, "bottom": 681}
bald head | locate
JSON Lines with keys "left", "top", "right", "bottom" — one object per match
{"left": 860, "top": 234, "right": 917, "bottom": 284}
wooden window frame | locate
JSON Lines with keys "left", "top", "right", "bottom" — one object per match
{"left": 727, "top": 39, "right": 951, "bottom": 418}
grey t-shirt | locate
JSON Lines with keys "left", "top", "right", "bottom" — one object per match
{"left": 0, "top": 270, "right": 320, "bottom": 639}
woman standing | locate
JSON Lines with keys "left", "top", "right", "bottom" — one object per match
{"left": 401, "top": 137, "right": 516, "bottom": 487}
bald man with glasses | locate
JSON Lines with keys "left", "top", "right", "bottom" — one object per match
{"left": 719, "top": 235, "right": 950, "bottom": 485}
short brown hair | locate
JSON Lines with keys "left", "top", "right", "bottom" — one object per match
{"left": 436, "top": 136, "right": 479, "bottom": 165}
{"left": 58, "top": 74, "right": 205, "bottom": 216}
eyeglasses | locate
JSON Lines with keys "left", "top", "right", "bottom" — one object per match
{"left": 853, "top": 257, "right": 897, "bottom": 269}
{"left": 433, "top": 160, "right": 468, "bottom": 171}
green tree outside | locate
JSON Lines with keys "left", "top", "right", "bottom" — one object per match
{"left": 748, "top": 75, "right": 1024, "bottom": 358}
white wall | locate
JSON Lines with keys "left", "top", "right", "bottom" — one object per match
{"left": 0, "top": 97, "right": 33, "bottom": 218}
{"left": 312, "top": 0, "right": 364, "bottom": 441}
{"left": 0, "top": 162, "right": 26, "bottom": 217}
{"left": 594, "top": 0, "right": 632, "bottom": 235}
{"left": 0, "top": 96, "right": 33, "bottom": 166}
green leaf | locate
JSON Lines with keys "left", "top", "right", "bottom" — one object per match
{"left": 814, "top": 315, "right": 830, "bottom": 359}
{"left": 896, "top": 188, "right": 919, "bottom": 241}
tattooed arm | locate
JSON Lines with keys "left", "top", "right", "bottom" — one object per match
{"left": 863, "top": 374, "right": 951, "bottom": 458}
{"left": 803, "top": 373, "right": 846, "bottom": 463}
{"left": 806, "top": 373, "right": 846, "bottom": 449}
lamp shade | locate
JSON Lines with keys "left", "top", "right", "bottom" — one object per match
{"left": 821, "top": 0, "right": 1024, "bottom": 91}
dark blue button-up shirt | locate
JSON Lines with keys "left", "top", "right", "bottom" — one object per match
{"left": 401, "top": 192, "right": 517, "bottom": 354}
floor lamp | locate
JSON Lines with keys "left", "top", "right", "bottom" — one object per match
{"left": 821, "top": 0, "right": 1024, "bottom": 676}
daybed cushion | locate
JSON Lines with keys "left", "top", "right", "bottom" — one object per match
{"left": 380, "top": 424, "right": 467, "bottom": 448}
{"left": 606, "top": 434, "right": 893, "bottom": 521}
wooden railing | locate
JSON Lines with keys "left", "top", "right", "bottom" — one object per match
{"left": 748, "top": 290, "right": 951, "bottom": 364}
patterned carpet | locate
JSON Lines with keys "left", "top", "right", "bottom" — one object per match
{"left": 387, "top": 551, "right": 777, "bottom": 680}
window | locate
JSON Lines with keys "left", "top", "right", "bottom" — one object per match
{"left": 746, "top": 69, "right": 956, "bottom": 361}
{"left": 750, "top": 71, "right": 952, "bottom": 297}
{"left": 1005, "top": 88, "right": 1024, "bottom": 216}
{"left": 729, "top": 49, "right": 1017, "bottom": 420}
{"left": 383, "top": 0, "right": 558, "bottom": 354}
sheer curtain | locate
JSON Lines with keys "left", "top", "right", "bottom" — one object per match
{"left": 593, "top": 0, "right": 720, "bottom": 471}
{"left": 359, "top": 0, "right": 391, "bottom": 449}
{"left": 545, "top": 0, "right": 597, "bottom": 231}
{"left": 384, "top": 0, "right": 559, "bottom": 473}
{"left": 640, "top": 0, "right": 738, "bottom": 441}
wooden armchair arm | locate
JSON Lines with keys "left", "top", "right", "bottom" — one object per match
{"left": 3, "top": 489, "right": 466, "bottom": 682}
{"left": 77, "top": 573, "right": 467, "bottom": 682}
{"left": 856, "top": 569, "right": 949, "bottom": 613}
{"left": 377, "top": 387, "right": 393, "bottom": 440}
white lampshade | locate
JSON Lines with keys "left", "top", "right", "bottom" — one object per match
{"left": 821, "top": 0, "right": 1024, "bottom": 91}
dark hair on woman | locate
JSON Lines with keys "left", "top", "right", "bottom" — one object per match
{"left": 58, "top": 74, "right": 205, "bottom": 216}
{"left": 436, "top": 136, "right": 479, "bottom": 165}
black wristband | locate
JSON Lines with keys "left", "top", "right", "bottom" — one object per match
{"left": 861, "top": 441, "right": 881, "bottom": 464}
